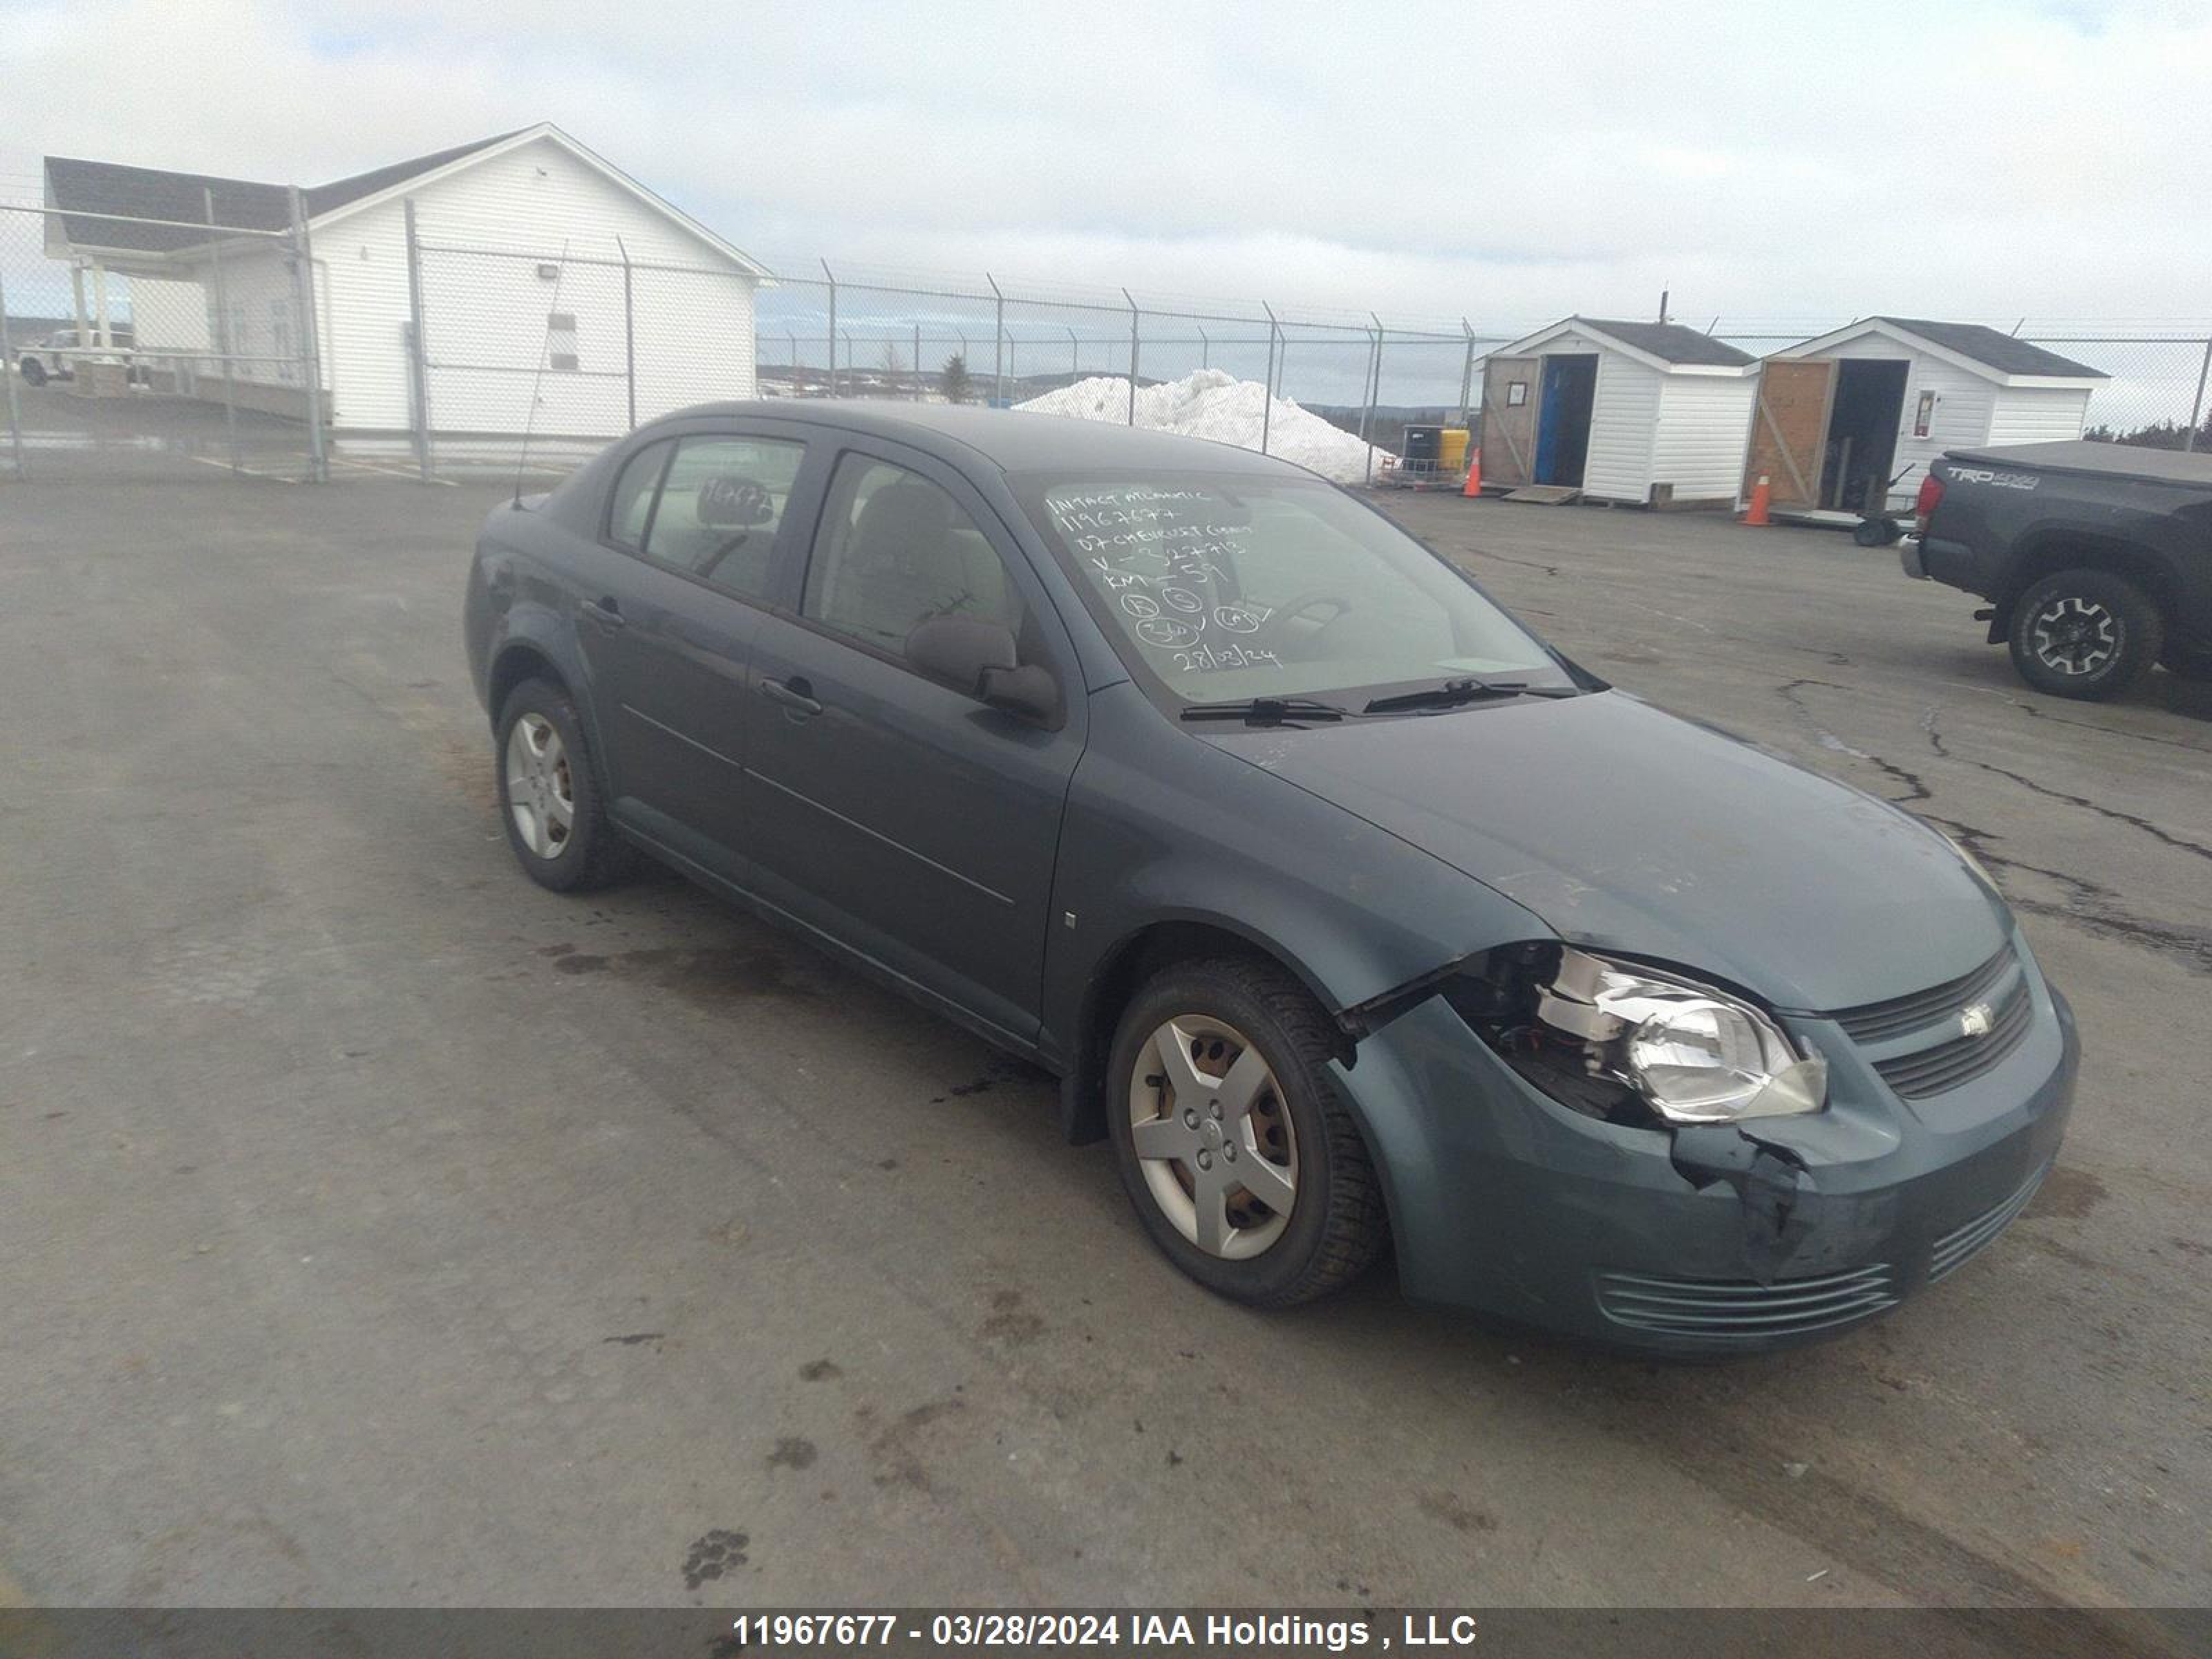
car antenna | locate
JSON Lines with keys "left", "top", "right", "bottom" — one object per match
{"left": 514, "top": 239, "right": 570, "bottom": 506}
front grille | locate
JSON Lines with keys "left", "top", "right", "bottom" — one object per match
{"left": 1929, "top": 1159, "right": 2051, "bottom": 1282}
{"left": 1831, "top": 944, "right": 2016, "bottom": 1042}
{"left": 1824, "top": 942, "right": 2039, "bottom": 1101}
{"left": 1595, "top": 1264, "right": 1897, "bottom": 1340}
{"left": 1871, "top": 976, "right": 2034, "bottom": 1098}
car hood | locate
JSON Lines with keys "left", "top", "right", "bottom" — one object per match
{"left": 1202, "top": 691, "right": 2009, "bottom": 1012}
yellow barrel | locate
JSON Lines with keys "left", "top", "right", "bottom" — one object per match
{"left": 1439, "top": 428, "right": 1470, "bottom": 470}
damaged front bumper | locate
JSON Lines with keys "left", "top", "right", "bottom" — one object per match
{"left": 1327, "top": 948, "right": 2077, "bottom": 1356}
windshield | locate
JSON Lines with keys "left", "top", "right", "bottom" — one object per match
{"left": 1012, "top": 471, "right": 1575, "bottom": 706}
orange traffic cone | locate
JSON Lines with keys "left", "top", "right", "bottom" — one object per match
{"left": 1461, "top": 447, "right": 1483, "bottom": 498}
{"left": 1745, "top": 474, "right": 1772, "bottom": 527}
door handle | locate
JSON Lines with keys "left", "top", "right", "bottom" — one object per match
{"left": 581, "top": 596, "right": 626, "bottom": 630}
{"left": 758, "top": 675, "right": 823, "bottom": 718}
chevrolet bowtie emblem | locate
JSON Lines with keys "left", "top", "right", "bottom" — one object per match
{"left": 1959, "top": 1002, "right": 1996, "bottom": 1038}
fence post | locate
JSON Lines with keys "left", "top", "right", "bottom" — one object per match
{"left": 203, "top": 189, "right": 242, "bottom": 475}
{"left": 1123, "top": 289, "right": 1140, "bottom": 425}
{"left": 822, "top": 261, "right": 837, "bottom": 397}
{"left": 1198, "top": 324, "right": 1210, "bottom": 370}
{"left": 402, "top": 198, "right": 433, "bottom": 482}
{"left": 987, "top": 272, "right": 1004, "bottom": 406}
{"left": 914, "top": 322, "right": 923, "bottom": 401}
{"left": 1360, "top": 317, "right": 1382, "bottom": 485}
{"left": 1067, "top": 326, "right": 1078, "bottom": 378}
{"left": 285, "top": 187, "right": 328, "bottom": 482}
{"left": 0, "top": 255, "right": 24, "bottom": 480}
{"left": 1457, "top": 319, "right": 1477, "bottom": 431}
{"left": 1260, "top": 301, "right": 1279, "bottom": 458}
{"left": 617, "top": 234, "right": 636, "bottom": 429}
{"left": 2187, "top": 335, "right": 2212, "bottom": 455}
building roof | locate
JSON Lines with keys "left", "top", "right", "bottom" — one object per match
{"left": 42, "top": 156, "right": 293, "bottom": 252}
{"left": 1494, "top": 316, "right": 1756, "bottom": 372}
{"left": 1778, "top": 317, "right": 2108, "bottom": 383}
{"left": 303, "top": 131, "right": 525, "bottom": 218}
{"left": 44, "top": 133, "right": 523, "bottom": 252}
{"left": 1865, "top": 317, "right": 2105, "bottom": 379}
{"left": 38, "top": 127, "right": 778, "bottom": 278}
{"left": 1568, "top": 318, "right": 1756, "bottom": 367}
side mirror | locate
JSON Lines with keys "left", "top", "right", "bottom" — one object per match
{"left": 905, "top": 616, "right": 1060, "bottom": 725}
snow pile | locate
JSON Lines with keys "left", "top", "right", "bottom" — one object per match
{"left": 1014, "top": 368, "right": 1390, "bottom": 485}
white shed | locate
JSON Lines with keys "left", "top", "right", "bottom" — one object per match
{"left": 42, "top": 124, "right": 771, "bottom": 435}
{"left": 1743, "top": 317, "right": 2106, "bottom": 516}
{"left": 1477, "top": 318, "right": 1759, "bottom": 507}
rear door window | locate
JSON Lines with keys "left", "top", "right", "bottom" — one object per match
{"left": 640, "top": 435, "right": 809, "bottom": 603}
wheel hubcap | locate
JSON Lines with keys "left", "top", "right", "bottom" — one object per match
{"left": 2030, "top": 597, "right": 2118, "bottom": 676}
{"left": 504, "top": 713, "right": 576, "bottom": 859}
{"left": 1128, "top": 1015, "right": 1297, "bottom": 1260}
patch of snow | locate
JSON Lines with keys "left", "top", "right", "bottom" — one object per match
{"left": 1013, "top": 368, "right": 1391, "bottom": 485}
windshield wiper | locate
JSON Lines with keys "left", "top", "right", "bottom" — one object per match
{"left": 1362, "top": 677, "right": 1579, "bottom": 714}
{"left": 1179, "top": 695, "right": 1350, "bottom": 726}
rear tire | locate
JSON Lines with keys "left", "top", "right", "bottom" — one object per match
{"left": 495, "top": 677, "right": 630, "bottom": 892}
{"left": 2007, "top": 568, "right": 2162, "bottom": 701}
{"left": 19, "top": 357, "right": 46, "bottom": 388}
{"left": 1107, "top": 957, "right": 1387, "bottom": 1308}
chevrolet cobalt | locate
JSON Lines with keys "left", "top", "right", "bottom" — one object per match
{"left": 464, "top": 404, "right": 2075, "bottom": 1353}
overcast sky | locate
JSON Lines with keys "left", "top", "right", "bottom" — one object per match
{"left": 5, "top": 0, "right": 2209, "bottom": 330}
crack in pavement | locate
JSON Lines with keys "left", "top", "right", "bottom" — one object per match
{"left": 1775, "top": 679, "right": 1932, "bottom": 801}
{"left": 1924, "top": 713, "right": 2212, "bottom": 865}
{"left": 1765, "top": 680, "right": 2209, "bottom": 974}
{"left": 1967, "top": 688, "right": 2212, "bottom": 756}
{"left": 1456, "top": 546, "right": 1563, "bottom": 579}
{"left": 1922, "top": 812, "right": 2212, "bottom": 976}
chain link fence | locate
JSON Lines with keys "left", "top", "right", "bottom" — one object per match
{"left": 6, "top": 190, "right": 2209, "bottom": 487}
{"left": 0, "top": 200, "right": 327, "bottom": 482}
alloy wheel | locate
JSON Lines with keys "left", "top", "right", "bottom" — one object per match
{"left": 505, "top": 712, "right": 576, "bottom": 859}
{"left": 1127, "top": 1014, "right": 1299, "bottom": 1259}
{"left": 2030, "top": 596, "right": 2119, "bottom": 677}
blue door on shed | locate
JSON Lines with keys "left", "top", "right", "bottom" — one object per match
{"left": 1533, "top": 354, "right": 1599, "bottom": 487}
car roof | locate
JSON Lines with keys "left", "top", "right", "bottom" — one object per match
{"left": 642, "top": 400, "right": 1317, "bottom": 479}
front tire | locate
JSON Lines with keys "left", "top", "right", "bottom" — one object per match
{"left": 2007, "top": 568, "right": 2163, "bottom": 700}
{"left": 19, "top": 357, "right": 46, "bottom": 388}
{"left": 495, "top": 677, "right": 628, "bottom": 891}
{"left": 1107, "top": 957, "right": 1387, "bottom": 1308}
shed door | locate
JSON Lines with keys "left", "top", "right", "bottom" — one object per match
{"left": 1479, "top": 356, "right": 1541, "bottom": 487}
{"left": 1743, "top": 359, "right": 1836, "bottom": 509}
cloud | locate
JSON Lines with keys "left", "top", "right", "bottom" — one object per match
{"left": 3, "top": 0, "right": 2209, "bottom": 327}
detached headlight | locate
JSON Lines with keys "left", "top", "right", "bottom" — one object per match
{"left": 1452, "top": 945, "right": 1827, "bottom": 1126}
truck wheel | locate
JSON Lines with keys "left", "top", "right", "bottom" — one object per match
{"left": 1852, "top": 517, "right": 1893, "bottom": 548}
{"left": 1107, "top": 957, "right": 1387, "bottom": 1308}
{"left": 2007, "top": 569, "right": 2163, "bottom": 700}
{"left": 19, "top": 357, "right": 46, "bottom": 387}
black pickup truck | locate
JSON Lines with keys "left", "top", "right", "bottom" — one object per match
{"left": 1905, "top": 440, "right": 2212, "bottom": 699}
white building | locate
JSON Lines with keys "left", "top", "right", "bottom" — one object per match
{"left": 1478, "top": 318, "right": 1759, "bottom": 507}
{"left": 1745, "top": 317, "right": 2107, "bottom": 515}
{"left": 41, "top": 124, "right": 769, "bottom": 433}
